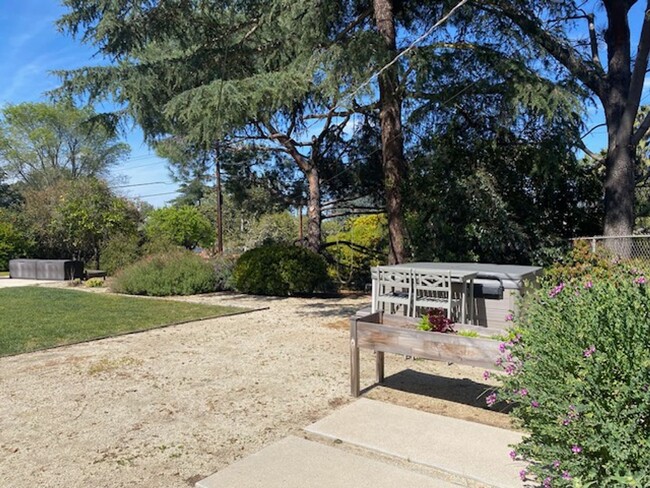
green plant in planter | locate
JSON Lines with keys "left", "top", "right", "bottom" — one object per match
{"left": 417, "top": 308, "right": 454, "bottom": 333}
{"left": 491, "top": 266, "right": 650, "bottom": 487}
{"left": 457, "top": 330, "right": 479, "bottom": 338}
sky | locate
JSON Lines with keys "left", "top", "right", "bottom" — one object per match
{"left": 0, "top": 1, "right": 179, "bottom": 207}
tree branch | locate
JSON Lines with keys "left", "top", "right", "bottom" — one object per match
{"left": 481, "top": 1, "right": 606, "bottom": 98}
{"left": 625, "top": 2, "right": 650, "bottom": 131}
{"left": 577, "top": 139, "right": 604, "bottom": 161}
{"left": 632, "top": 109, "right": 650, "bottom": 146}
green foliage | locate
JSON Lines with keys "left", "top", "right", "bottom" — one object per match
{"left": 145, "top": 205, "right": 214, "bottom": 250}
{"left": 84, "top": 278, "right": 105, "bottom": 288}
{"left": 18, "top": 178, "right": 139, "bottom": 267}
{"left": 112, "top": 251, "right": 217, "bottom": 296}
{"left": 245, "top": 212, "right": 297, "bottom": 248}
{"left": 406, "top": 124, "right": 601, "bottom": 265}
{"left": 325, "top": 214, "right": 387, "bottom": 289}
{"left": 0, "top": 212, "right": 29, "bottom": 270}
{"left": 233, "top": 244, "right": 331, "bottom": 296}
{"left": 54, "top": 178, "right": 138, "bottom": 268}
{"left": 99, "top": 232, "right": 142, "bottom": 275}
{"left": 543, "top": 240, "right": 625, "bottom": 285}
{"left": 0, "top": 102, "right": 128, "bottom": 189}
{"left": 495, "top": 264, "right": 650, "bottom": 486}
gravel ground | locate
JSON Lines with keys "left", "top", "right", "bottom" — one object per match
{"left": 0, "top": 290, "right": 511, "bottom": 488}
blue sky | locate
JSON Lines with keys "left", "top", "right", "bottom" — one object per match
{"left": 0, "top": 1, "right": 178, "bottom": 207}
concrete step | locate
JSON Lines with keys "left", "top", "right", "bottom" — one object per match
{"left": 195, "top": 435, "right": 459, "bottom": 488}
{"left": 305, "top": 398, "right": 526, "bottom": 488}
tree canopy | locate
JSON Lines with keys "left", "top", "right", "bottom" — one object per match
{"left": 0, "top": 102, "right": 129, "bottom": 189}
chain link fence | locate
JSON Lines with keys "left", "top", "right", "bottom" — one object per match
{"left": 572, "top": 235, "right": 650, "bottom": 261}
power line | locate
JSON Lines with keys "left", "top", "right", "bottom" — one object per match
{"left": 111, "top": 181, "right": 172, "bottom": 189}
{"left": 134, "top": 190, "right": 180, "bottom": 198}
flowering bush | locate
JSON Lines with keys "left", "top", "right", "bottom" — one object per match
{"left": 493, "top": 265, "right": 650, "bottom": 486}
{"left": 417, "top": 308, "right": 454, "bottom": 333}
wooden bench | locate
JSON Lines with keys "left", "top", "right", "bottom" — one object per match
{"left": 84, "top": 270, "right": 107, "bottom": 280}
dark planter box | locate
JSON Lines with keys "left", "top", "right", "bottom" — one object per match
{"left": 9, "top": 259, "right": 84, "bottom": 280}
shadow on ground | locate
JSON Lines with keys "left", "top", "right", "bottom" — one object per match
{"left": 364, "top": 368, "right": 511, "bottom": 413}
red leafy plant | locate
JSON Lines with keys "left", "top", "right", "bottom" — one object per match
{"left": 417, "top": 308, "right": 454, "bottom": 333}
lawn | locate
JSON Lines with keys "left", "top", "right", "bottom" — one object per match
{"left": 0, "top": 287, "right": 245, "bottom": 356}
{"left": 0, "top": 271, "right": 9, "bottom": 277}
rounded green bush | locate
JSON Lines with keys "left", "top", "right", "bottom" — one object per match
{"left": 112, "top": 250, "right": 217, "bottom": 296}
{"left": 495, "top": 263, "right": 650, "bottom": 486}
{"left": 84, "top": 277, "right": 105, "bottom": 288}
{"left": 233, "top": 244, "right": 331, "bottom": 296}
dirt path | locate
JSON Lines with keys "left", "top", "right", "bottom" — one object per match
{"left": 0, "top": 292, "right": 510, "bottom": 488}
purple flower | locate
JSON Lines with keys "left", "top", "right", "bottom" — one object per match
{"left": 549, "top": 282, "right": 565, "bottom": 298}
{"left": 499, "top": 342, "right": 507, "bottom": 353}
{"left": 519, "top": 469, "right": 527, "bottom": 481}
{"left": 562, "top": 471, "right": 572, "bottom": 480}
{"left": 509, "top": 450, "right": 517, "bottom": 460}
{"left": 505, "top": 313, "right": 514, "bottom": 322}
{"left": 483, "top": 370, "right": 491, "bottom": 380}
{"left": 505, "top": 363, "right": 516, "bottom": 375}
{"left": 553, "top": 460, "right": 561, "bottom": 469}
{"left": 543, "top": 477, "right": 552, "bottom": 488}
{"left": 571, "top": 444, "right": 582, "bottom": 454}
{"left": 495, "top": 357, "right": 503, "bottom": 366}
{"left": 635, "top": 276, "right": 646, "bottom": 285}
{"left": 518, "top": 388, "right": 528, "bottom": 396}
{"left": 583, "top": 345, "right": 596, "bottom": 358}
{"left": 584, "top": 280, "right": 593, "bottom": 289}
{"left": 531, "top": 400, "right": 540, "bottom": 408}
{"left": 486, "top": 392, "right": 497, "bottom": 406}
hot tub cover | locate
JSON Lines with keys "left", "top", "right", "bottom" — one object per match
{"left": 391, "top": 262, "right": 542, "bottom": 290}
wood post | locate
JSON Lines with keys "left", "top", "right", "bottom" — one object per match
{"left": 350, "top": 317, "right": 360, "bottom": 397}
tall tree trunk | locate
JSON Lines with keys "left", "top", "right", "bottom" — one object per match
{"left": 268, "top": 126, "right": 322, "bottom": 253}
{"left": 305, "top": 166, "right": 321, "bottom": 253}
{"left": 602, "top": 1, "right": 636, "bottom": 238}
{"left": 373, "top": 0, "right": 407, "bottom": 264}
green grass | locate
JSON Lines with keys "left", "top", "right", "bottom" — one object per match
{"left": 0, "top": 271, "right": 9, "bottom": 277}
{"left": 0, "top": 287, "right": 246, "bottom": 356}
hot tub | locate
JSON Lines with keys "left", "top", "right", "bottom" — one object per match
{"left": 9, "top": 259, "right": 84, "bottom": 281}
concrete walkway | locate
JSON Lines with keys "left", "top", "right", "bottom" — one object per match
{"left": 0, "top": 277, "right": 59, "bottom": 288}
{"left": 197, "top": 398, "right": 527, "bottom": 488}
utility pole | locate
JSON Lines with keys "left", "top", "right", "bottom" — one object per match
{"left": 215, "top": 147, "right": 224, "bottom": 254}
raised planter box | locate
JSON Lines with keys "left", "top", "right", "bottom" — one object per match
{"left": 9, "top": 259, "right": 84, "bottom": 280}
{"left": 350, "top": 312, "right": 503, "bottom": 397}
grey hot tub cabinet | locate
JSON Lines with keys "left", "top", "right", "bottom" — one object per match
{"left": 9, "top": 259, "right": 84, "bottom": 280}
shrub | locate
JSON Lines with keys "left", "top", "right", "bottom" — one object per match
{"left": 84, "top": 277, "right": 105, "bottom": 288}
{"left": 100, "top": 232, "right": 142, "bottom": 275}
{"left": 211, "top": 253, "right": 237, "bottom": 291}
{"left": 233, "top": 244, "right": 332, "bottom": 296}
{"left": 493, "top": 263, "right": 650, "bottom": 486}
{"left": 0, "top": 212, "right": 29, "bottom": 271}
{"left": 112, "top": 250, "right": 217, "bottom": 296}
{"left": 144, "top": 205, "right": 214, "bottom": 250}
{"left": 543, "top": 240, "right": 623, "bottom": 285}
